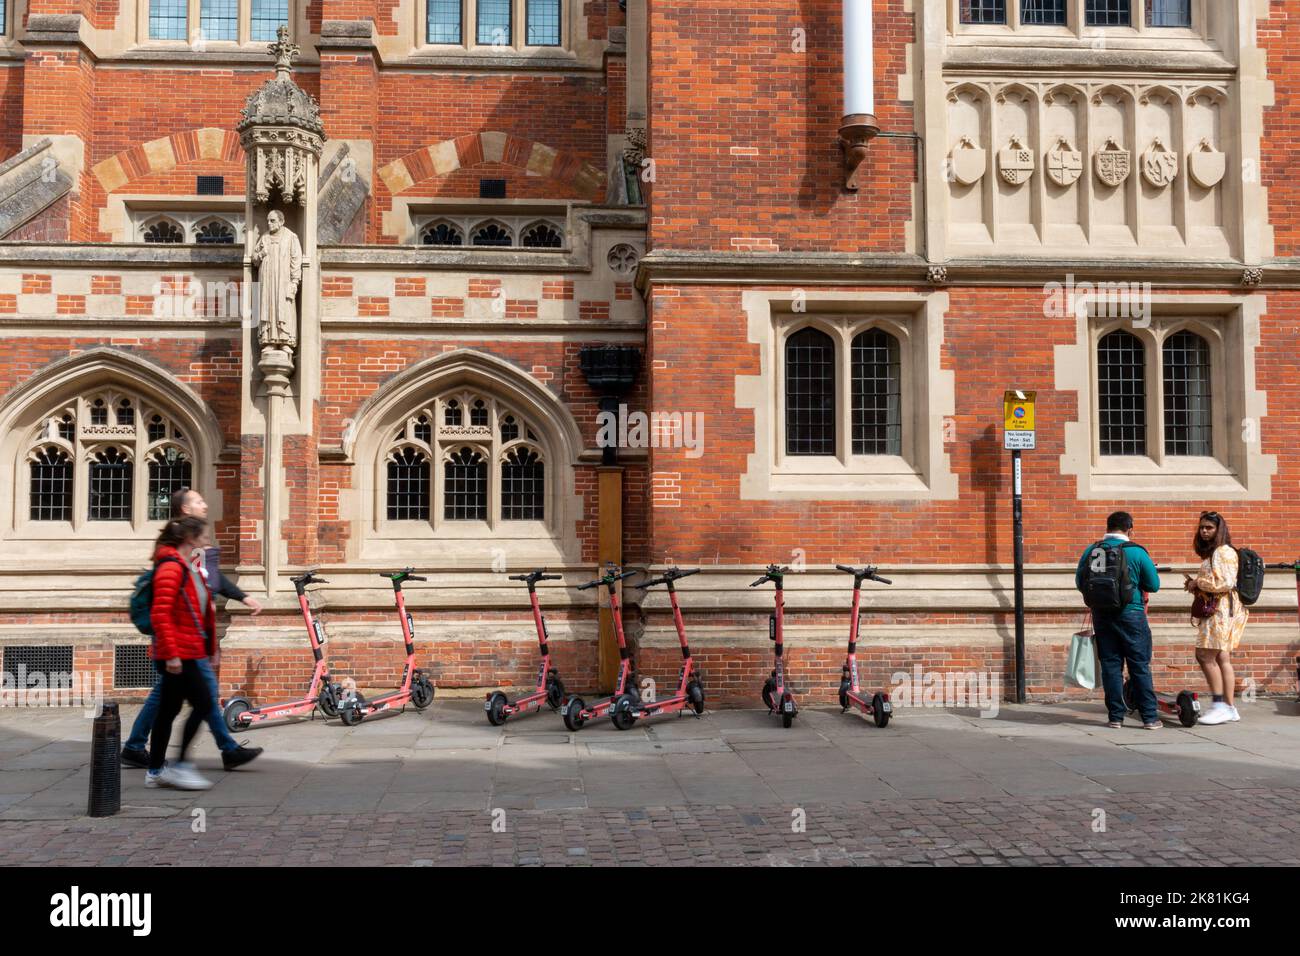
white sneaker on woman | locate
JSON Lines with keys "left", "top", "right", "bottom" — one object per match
{"left": 160, "top": 762, "right": 213, "bottom": 791}
{"left": 1199, "top": 702, "right": 1233, "bottom": 726}
{"left": 1229, "top": 705, "right": 1241, "bottom": 722}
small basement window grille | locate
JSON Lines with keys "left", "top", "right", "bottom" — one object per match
{"left": 196, "top": 176, "right": 225, "bottom": 196}
{"left": 479, "top": 178, "right": 508, "bottom": 199}
{"left": 3, "top": 645, "right": 74, "bottom": 688}
{"left": 114, "top": 644, "right": 156, "bottom": 689}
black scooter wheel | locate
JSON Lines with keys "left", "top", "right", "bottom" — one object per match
{"left": 1122, "top": 679, "right": 1137, "bottom": 714}
{"left": 339, "top": 695, "right": 365, "bottom": 727}
{"left": 546, "top": 676, "right": 566, "bottom": 711}
{"left": 687, "top": 681, "right": 705, "bottom": 715}
{"left": 761, "top": 678, "right": 776, "bottom": 712}
{"left": 611, "top": 694, "right": 638, "bottom": 731}
{"left": 871, "top": 692, "right": 890, "bottom": 728}
{"left": 1176, "top": 691, "right": 1198, "bottom": 728}
{"left": 222, "top": 698, "right": 251, "bottom": 733}
{"left": 838, "top": 681, "right": 850, "bottom": 711}
{"left": 486, "top": 691, "right": 509, "bottom": 726}
{"left": 318, "top": 684, "right": 341, "bottom": 719}
{"left": 563, "top": 696, "right": 587, "bottom": 731}
{"left": 782, "top": 710, "right": 794, "bottom": 729}
{"left": 412, "top": 676, "right": 435, "bottom": 710}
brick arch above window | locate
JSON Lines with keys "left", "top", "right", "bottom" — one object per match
{"left": 376, "top": 131, "right": 605, "bottom": 201}
{"left": 91, "top": 128, "right": 244, "bottom": 195}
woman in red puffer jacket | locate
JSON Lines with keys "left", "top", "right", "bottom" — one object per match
{"left": 146, "top": 516, "right": 217, "bottom": 790}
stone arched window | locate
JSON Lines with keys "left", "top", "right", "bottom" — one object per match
{"left": 383, "top": 391, "right": 548, "bottom": 529}
{"left": 349, "top": 350, "right": 583, "bottom": 565}
{"left": 22, "top": 388, "right": 196, "bottom": 528}
{"left": 0, "top": 350, "right": 224, "bottom": 553}
{"left": 520, "top": 220, "right": 563, "bottom": 249}
{"left": 420, "top": 220, "right": 465, "bottom": 246}
{"left": 142, "top": 217, "right": 185, "bottom": 243}
{"left": 470, "top": 220, "right": 513, "bottom": 247}
{"left": 194, "top": 217, "right": 238, "bottom": 244}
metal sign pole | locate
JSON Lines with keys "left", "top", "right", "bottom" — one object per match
{"left": 1012, "top": 448, "right": 1026, "bottom": 704}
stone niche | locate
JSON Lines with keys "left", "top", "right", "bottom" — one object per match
{"left": 943, "top": 78, "right": 1233, "bottom": 259}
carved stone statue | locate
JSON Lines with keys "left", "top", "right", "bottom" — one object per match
{"left": 250, "top": 209, "right": 302, "bottom": 351}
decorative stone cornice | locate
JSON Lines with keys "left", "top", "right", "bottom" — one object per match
{"left": 20, "top": 14, "right": 92, "bottom": 55}
{"left": 635, "top": 250, "right": 1299, "bottom": 290}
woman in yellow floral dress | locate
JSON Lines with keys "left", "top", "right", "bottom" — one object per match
{"left": 1183, "top": 512, "right": 1247, "bottom": 725}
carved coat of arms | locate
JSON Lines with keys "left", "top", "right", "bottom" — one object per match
{"left": 1141, "top": 137, "right": 1178, "bottom": 188}
{"left": 998, "top": 135, "right": 1035, "bottom": 186}
{"left": 949, "top": 136, "right": 987, "bottom": 187}
{"left": 1045, "top": 137, "right": 1083, "bottom": 187}
{"left": 1094, "top": 137, "right": 1131, "bottom": 188}
{"left": 1188, "top": 138, "right": 1226, "bottom": 189}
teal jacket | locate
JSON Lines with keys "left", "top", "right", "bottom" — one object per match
{"left": 1075, "top": 535, "right": 1161, "bottom": 612}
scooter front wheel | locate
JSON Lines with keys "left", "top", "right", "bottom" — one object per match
{"left": 563, "top": 696, "right": 587, "bottom": 731}
{"left": 687, "top": 681, "right": 705, "bottom": 715}
{"left": 412, "top": 675, "right": 436, "bottom": 710}
{"left": 318, "top": 684, "right": 341, "bottom": 719}
{"left": 611, "top": 694, "right": 638, "bottom": 731}
{"left": 485, "top": 691, "right": 509, "bottom": 726}
{"left": 761, "top": 678, "right": 776, "bottom": 712}
{"left": 222, "top": 698, "right": 251, "bottom": 733}
{"left": 871, "top": 692, "right": 891, "bottom": 728}
{"left": 1122, "top": 678, "right": 1137, "bottom": 714}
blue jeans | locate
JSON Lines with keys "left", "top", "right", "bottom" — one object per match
{"left": 127, "top": 657, "right": 238, "bottom": 753}
{"left": 1093, "top": 606, "right": 1158, "bottom": 724}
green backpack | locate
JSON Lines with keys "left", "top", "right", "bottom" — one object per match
{"left": 128, "top": 556, "right": 182, "bottom": 635}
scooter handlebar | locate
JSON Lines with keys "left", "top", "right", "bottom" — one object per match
{"left": 636, "top": 567, "right": 702, "bottom": 589}
{"left": 1267, "top": 562, "right": 1300, "bottom": 570}
{"left": 835, "top": 564, "right": 892, "bottom": 585}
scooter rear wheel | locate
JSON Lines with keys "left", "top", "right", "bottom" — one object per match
{"left": 546, "top": 676, "right": 566, "bottom": 711}
{"left": 486, "top": 691, "right": 509, "bottom": 726}
{"left": 687, "top": 681, "right": 705, "bottom": 715}
{"left": 781, "top": 710, "right": 794, "bottom": 729}
{"left": 871, "top": 692, "right": 890, "bottom": 728}
{"left": 222, "top": 698, "right": 251, "bottom": 733}
{"left": 563, "top": 696, "right": 587, "bottom": 731}
{"left": 611, "top": 694, "right": 638, "bottom": 731}
{"left": 1176, "top": 691, "right": 1199, "bottom": 728}
{"left": 412, "top": 676, "right": 436, "bottom": 710}
{"left": 339, "top": 694, "right": 365, "bottom": 727}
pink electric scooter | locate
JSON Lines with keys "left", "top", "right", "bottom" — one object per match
{"left": 337, "top": 568, "right": 436, "bottom": 725}
{"left": 484, "top": 569, "right": 567, "bottom": 725}
{"left": 221, "top": 568, "right": 344, "bottom": 730}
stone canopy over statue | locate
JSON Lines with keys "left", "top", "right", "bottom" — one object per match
{"left": 251, "top": 210, "right": 302, "bottom": 352}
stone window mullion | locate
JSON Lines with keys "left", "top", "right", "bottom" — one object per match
{"left": 1148, "top": 328, "right": 1165, "bottom": 466}
{"left": 836, "top": 324, "right": 852, "bottom": 467}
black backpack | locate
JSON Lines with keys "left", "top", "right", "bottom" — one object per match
{"left": 1081, "top": 541, "right": 1147, "bottom": 614}
{"left": 1235, "top": 547, "right": 1265, "bottom": 606}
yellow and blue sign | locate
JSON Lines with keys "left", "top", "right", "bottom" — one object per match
{"left": 1003, "top": 390, "right": 1037, "bottom": 450}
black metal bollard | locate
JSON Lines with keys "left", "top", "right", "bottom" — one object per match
{"left": 88, "top": 701, "right": 121, "bottom": 818}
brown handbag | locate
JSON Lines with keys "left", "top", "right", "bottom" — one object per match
{"left": 1190, "top": 590, "right": 1219, "bottom": 619}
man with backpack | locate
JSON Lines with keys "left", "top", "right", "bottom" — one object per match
{"left": 1075, "top": 511, "right": 1162, "bottom": 729}
{"left": 123, "top": 488, "right": 264, "bottom": 770}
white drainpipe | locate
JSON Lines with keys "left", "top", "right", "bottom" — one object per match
{"left": 840, "top": 0, "right": 880, "bottom": 190}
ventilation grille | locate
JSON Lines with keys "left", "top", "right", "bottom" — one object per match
{"left": 196, "top": 176, "right": 225, "bottom": 196}
{"left": 479, "top": 178, "right": 507, "bottom": 199}
{"left": 114, "top": 644, "right": 155, "bottom": 689}
{"left": 3, "top": 645, "right": 74, "bottom": 686}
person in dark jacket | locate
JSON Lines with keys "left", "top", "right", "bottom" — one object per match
{"left": 122, "top": 488, "right": 263, "bottom": 770}
{"left": 1075, "top": 511, "right": 1163, "bottom": 730}
{"left": 146, "top": 516, "right": 218, "bottom": 789}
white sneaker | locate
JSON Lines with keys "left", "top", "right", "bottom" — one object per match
{"left": 161, "top": 762, "right": 213, "bottom": 791}
{"left": 1229, "top": 705, "right": 1241, "bottom": 722}
{"left": 144, "top": 770, "right": 164, "bottom": 788}
{"left": 1199, "top": 702, "right": 1233, "bottom": 726}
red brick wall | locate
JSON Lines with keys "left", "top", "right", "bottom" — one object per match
{"left": 1261, "top": 0, "right": 1300, "bottom": 256}
{"left": 647, "top": 0, "right": 914, "bottom": 253}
